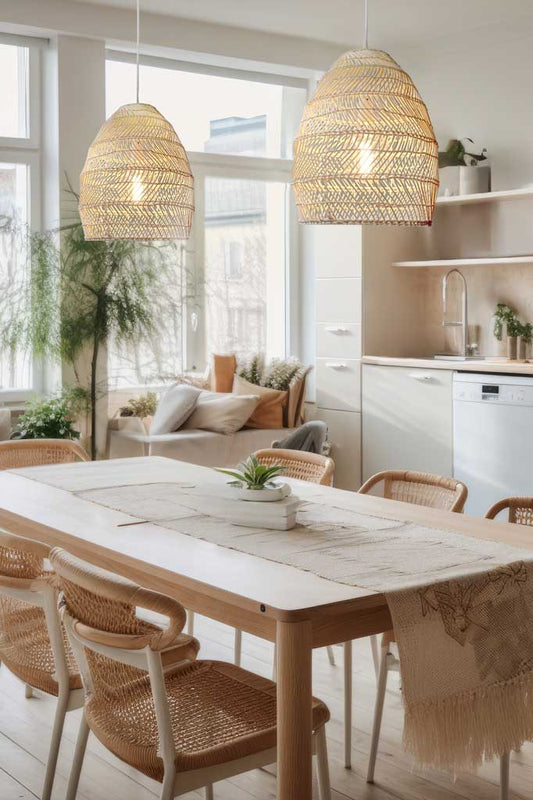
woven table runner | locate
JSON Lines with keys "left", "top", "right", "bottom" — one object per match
{"left": 13, "top": 461, "right": 533, "bottom": 773}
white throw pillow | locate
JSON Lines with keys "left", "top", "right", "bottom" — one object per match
{"left": 150, "top": 384, "right": 201, "bottom": 435}
{"left": 184, "top": 390, "right": 260, "bottom": 435}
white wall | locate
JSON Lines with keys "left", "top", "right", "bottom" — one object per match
{"left": 398, "top": 25, "right": 533, "bottom": 190}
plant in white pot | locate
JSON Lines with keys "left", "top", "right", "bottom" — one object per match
{"left": 438, "top": 138, "right": 490, "bottom": 196}
{"left": 216, "top": 455, "right": 291, "bottom": 502}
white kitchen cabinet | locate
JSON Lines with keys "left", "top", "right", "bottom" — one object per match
{"left": 316, "top": 277, "right": 362, "bottom": 324}
{"left": 316, "top": 358, "right": 361, "bottom": 412}
{"left": 316, "top": 323, "right": 361, "bottom": 360}
{"left": 362, "top": 364, "right": 453, "bottom": 481}
{"left": 315, "top": 408, "right": 361, "bottom": 491}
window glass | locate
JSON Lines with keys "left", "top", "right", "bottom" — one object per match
{"left": 0, "top": 44, "right": 28, "bottom": 138}
{"left": 204, "top": 177, "right": 287, "bottom": 360}
{"left": 106, "top": 59, "right": 301, "bottom": 158}
{"left": 0, "top": 163, "right": 32, "bottom": 389}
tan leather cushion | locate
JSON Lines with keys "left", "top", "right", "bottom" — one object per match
{"left": 184, "top": 391, "right": 260, "bottom": 435}
{"left": 233, "top": 375, "right": 287, "bottom": 429}
{"left": 212, "top": 354, "right": 237, "bottom": 393}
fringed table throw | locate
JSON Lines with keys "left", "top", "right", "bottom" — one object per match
{"left": 13, "top": 457, "right": 533, "bottom": 774}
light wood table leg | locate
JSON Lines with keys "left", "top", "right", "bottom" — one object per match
{"left": 276, "top": 619, "right": 313, "bottom": 800}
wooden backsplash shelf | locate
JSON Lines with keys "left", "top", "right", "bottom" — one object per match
{"left": 393, "top": 255, "right": 533, "bottom": 268}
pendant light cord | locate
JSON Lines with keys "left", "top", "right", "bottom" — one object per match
{"left": 363, "top": 0, "right": 369, "bottom": 49}
{"left": 136, "top": 0, "right": 140, "bottom": 103}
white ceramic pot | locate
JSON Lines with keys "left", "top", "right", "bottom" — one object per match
{"left": 459, "top": 165, "right": 491, "bottom": 195}
{"left": 223, "top": 482, "right": 292, "bottom": 503}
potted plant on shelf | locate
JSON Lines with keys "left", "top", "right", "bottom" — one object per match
{"left": 216, "top": 454, "right": 290, "bottom": 502}
{"left": 118, "top": 391, "right": 158, "bottom": 433}
{"left": 438, "top": 138, "right": 490, "bottom": 197}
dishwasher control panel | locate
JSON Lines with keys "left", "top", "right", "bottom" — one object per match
{"left": 453, "top": 377, "right": 533, "bottom": 405}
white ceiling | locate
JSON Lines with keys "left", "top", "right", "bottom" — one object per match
{"left": 71, "top": 0, "right": 533, "bottom": 48}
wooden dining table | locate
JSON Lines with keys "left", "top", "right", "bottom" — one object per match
{"left": 0, "top": 455, "right": 530, "bottom": 800}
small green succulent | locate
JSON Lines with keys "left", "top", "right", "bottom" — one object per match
{"left": 216, "top": 454, "right": 284, "bottom": 490}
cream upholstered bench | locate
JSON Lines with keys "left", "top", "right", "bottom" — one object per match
{"left": 108, "top": 418, "right": 296, "bottom": 467}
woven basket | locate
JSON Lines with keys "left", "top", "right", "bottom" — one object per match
{"left": 293, "top": 49, "right": 439, "bottom": 226}
{"left": 79, "top": 103, "right": 194, "bottom": 240}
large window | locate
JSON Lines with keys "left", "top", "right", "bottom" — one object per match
{"left": 106, "top": 55, "right": 303, "bottom": 388}
{"left": 0, "top": 40, "right": 40, "bottom": 398}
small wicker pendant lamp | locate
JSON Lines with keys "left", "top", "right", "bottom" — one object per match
{"left": 79, "top": 1, "right": 194, "bottom": 240}
{"left": 292, "top": 0, "right": 439, "bottom": 226}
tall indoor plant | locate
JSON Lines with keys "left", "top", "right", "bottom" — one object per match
{"left": 0, "top": 200, "right": 185, "bottom": 459}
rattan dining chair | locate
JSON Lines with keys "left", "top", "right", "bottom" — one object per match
{"left": 0, "top": 438, "right": 89, "bottom": 469}
{"left": 0, "top": 530, "right": 84, "bottom": 800}
{"left": 254, "top": 448, "right": 335, "bottom": 486}
{"left": 363, "top": 470, "right": 469, "bottom": 780}
{"left": 50, "top": 547, "right": 332, "bottom": 800}
{"left": 486, "top": 496, "right": 533, "bottom": 525}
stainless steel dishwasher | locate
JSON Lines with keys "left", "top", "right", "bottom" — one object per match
{"left": 453, "top": 372, "right": 533, "bottom": 516}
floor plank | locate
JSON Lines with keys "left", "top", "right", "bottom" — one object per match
{"left": 0, "top": 615, "right": 527, "bottom": 799}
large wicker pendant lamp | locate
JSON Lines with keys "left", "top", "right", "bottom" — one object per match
{"left": 79, "top": 0, "right": 194, "bottom": 240}
{"left": 292, "top": 0, "right": 439, "bottom": 225}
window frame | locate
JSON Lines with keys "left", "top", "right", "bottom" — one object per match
{"left": 0, "top": 39, "right": 42, "bottom": 402}
{"left": 184, "top": 151, "right": 297, "bottom": 374}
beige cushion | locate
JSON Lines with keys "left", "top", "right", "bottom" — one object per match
{"left": 233, "top": 375, "right": 287, "bottom": 429}
{"left": 184, "top": 391, "right": 260, "bottom": 435}
{"left": 150, "top": 384, "right": 201, "bottom": 435}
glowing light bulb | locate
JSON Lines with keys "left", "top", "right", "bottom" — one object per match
{"left": 132, "top": 173, "right": 144, "bottom": 203}
{"left": 359, "top": 136, "right": 374, "bottom": 174}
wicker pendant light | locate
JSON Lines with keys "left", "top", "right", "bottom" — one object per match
{"left": 292, "top": 1, "right": 438, "bottom": 226}
{"left": 79, "top": 0, "right": 194, "bottom": 240}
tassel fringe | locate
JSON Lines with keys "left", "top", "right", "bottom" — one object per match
{"left": 404, "top": 669, "right": 533, "bottom": 773}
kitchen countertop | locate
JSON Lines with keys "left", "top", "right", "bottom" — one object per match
{"left": 362, "top": 355, "right": 533, "bottom": 375}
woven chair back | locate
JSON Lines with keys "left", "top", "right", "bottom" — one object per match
{"left": 485, "top": 497, "right": 533, "bottom": 525}
{"left": 0, "top": 439, "right": 89, "bottom": 470}
{"left": 0, "top": 532, "right": 79, "bottom": 695}
{"left": 359, "top": 470, "right": 467, "bottom": 513}
{"left": 254, "top": 448, "right": 335, "bottom": 486}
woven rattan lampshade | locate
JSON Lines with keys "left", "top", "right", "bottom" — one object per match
{"left": 79, "top": 103, "right": 194, "bottom": 240}
{"left": 293, "top": 49, "right": 439, "bottom": 226}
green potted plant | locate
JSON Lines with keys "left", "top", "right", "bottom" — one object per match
{"left": 119, "top": 391, "right": 158, "bottom": 432}
{"left": 11, "top": 394, "right": 80, "bottom": 440}
{"left": 438, "top": 138, "right": 490, "bottom": 196}
{"left": 215, "top": 454, "right": 290, "bottom": 502}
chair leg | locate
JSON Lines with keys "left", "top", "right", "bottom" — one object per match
{"left": 367, "top": 648, "right": 390, "bottom": 783}
{"left": 42, "top": 695, "right": 69, "bottom": 800}
{"left": 326, "top": 645, "right": 336, "bottom": 666}
{"left": 234, "top": 629, "right": 242, "bottom": 666}
{"left": 343, "top": 641, "right": 352, "bottom": 769}
{"left": 500, "top": 751, "right": 510, "bottom": 800}
{"left": 66, "top": 711, "right": 91, "bottom": 800}
{"left": 315, "top": 726, "right": 331, "bottom": 800}
{"left": 272, "top": 641, "right": 277, "bottom": 681}
{"left": 370, "top": 635, "right": 380, "bottom": 679}
{"left": 25, "top": 683, "right": 33, "bottom": 699}
{"left": 187, "top": 609, "right": 195, "bottom": 636}
{"left": 205, "top": 784, "right": 214, "bottom": 800}
{"left": 160, "top": 769, "right": 176, "bottom": 800}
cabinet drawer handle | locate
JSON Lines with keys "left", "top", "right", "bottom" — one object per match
{"left": 409, "top": 372, "right": 434, "bottom": 382}
{"left": 325, "top": 326, "right": 350, "bottom": 334}
{"left": 325, "top": 362, "right": 348, "bottom": 370}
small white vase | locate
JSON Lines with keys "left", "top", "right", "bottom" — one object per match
{"left": 224, "top": 482, "right": 292, "bottom": 503}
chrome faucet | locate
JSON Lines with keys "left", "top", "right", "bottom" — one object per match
{"left": 442, "top": 268, "right": 468, "bottom": 357}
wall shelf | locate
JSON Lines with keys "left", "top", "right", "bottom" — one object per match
{"left": 436, "top": 187, "right": 533, "bottom": 207}
{"left": 393, "top": 255, "right": 533, "bottom": 268}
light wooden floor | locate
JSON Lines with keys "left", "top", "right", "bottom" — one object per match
{"left": 0, "top": 614, "right": 530, "bottom": 800}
